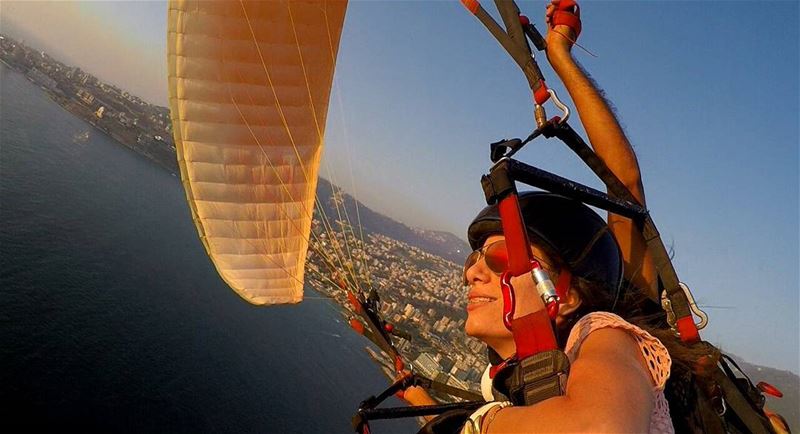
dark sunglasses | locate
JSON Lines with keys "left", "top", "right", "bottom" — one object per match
{"left": 462, "top": 239, "right": 552, "bottom": 284}
{"left": 462, "top": 240, "right": 510, "bottom": 284}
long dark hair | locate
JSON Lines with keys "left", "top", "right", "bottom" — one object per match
{"left": 544, "top": 252, "right": 719, "bottom": 433}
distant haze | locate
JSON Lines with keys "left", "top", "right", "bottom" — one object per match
{"left": 1, "top": 1, "right": 169, "bottom": 105}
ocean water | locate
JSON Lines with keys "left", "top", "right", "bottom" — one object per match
{"left": 0, "top": 64, "right": 417, "bottom": 433}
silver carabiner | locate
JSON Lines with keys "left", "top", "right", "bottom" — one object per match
{"left": 547, "top": 89, "right": 570, "bottom": 124}
{"left": 661, "top": 282, "right": 709, "bottom": 333}
{"left": 534, "top": 89, "right": 570, "bottom": 128}
{"left": 681, "top": 282, "right": 709, "bottom": 330}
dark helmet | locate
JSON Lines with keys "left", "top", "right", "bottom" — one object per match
{"left": 467, "top": 191, "right": 624, "bottom": 303}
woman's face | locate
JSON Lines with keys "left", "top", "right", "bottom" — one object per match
{"left": 464, "top": 234, "right": 511, "bottom": 344}
{"left": 463, "top": 234, "right": 558, "bottom": 356}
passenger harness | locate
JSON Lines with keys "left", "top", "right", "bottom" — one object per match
{"left": 350, "top": 1, "right": 785, "bottom": 432}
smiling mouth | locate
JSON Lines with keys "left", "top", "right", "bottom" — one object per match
{"left": 467, "top": 296, "right": 497, "bottom": 310}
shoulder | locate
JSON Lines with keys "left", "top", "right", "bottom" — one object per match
{"left": 566, "top": 311, "right": 671, "bottom": 390}
{"left": 551, "top": 313, "right": 659, "bottom": 432}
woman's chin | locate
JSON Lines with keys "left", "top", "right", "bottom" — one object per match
{"left": 465, "top": 318, "right": 490, "bottom": 340}
{"left": 465, "top": 317, "right": 510, "bottom": 343}
{"left": 464, "top": 320, "right": 477, "bottom": 338}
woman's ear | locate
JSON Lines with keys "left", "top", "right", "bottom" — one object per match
{"left": 558, "top": 286, "right": 583, "bottom": 317}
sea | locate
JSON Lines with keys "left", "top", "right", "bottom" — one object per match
{"left": 0, "top": 63, "right": 419, "bottom": 433}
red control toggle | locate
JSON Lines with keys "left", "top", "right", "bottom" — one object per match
{"left": 500, "top": 271, "right": 517, "bottom": 331}
{"left": 757, "top": 382, "right": 783, "bottom": 398}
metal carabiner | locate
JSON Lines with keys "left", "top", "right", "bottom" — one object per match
{"left": 534, "top": 88, "right": 570, "bottom": 128}
{"left": 681, "top": 282, "right": 709, "bottom": 330}
{"left": 547, "top": 89, "right": 570, "bottom": 124}
{"left": 661, "top": 282, "right": 709, "bottom": 333}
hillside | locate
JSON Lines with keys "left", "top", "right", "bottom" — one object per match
{"left": 315, "top": 177, "right": 469, "bottom": 264}
{"left": 731, "top": 355, "right": 799, "bottom": 431}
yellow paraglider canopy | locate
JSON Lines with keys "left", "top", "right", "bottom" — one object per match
{"left": 167, "top": 0, "right": 348, "bottom": 305}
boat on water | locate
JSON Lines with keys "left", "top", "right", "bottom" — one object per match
{"left": 72, "top": 131, "right": 89, "bottom": 144}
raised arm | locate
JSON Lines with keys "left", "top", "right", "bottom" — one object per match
{"left": 544, "top": 1, "right": 656, "bottom": 294}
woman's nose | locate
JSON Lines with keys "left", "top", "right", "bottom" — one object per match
{"left": 464, "top": 257, "right": 492, "bottom": 285}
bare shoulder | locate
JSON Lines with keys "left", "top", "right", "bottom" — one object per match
{"left": 565, "top": 326, "right": 655, "bottom": 431}
{"left": 573, "top": 326, "right": 653, "bottom": 384}
{"left": 577, "top": 326, "right": 641, "bottom": 362}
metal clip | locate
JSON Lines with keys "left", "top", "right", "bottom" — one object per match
{"left": 534, "top": 89, "right": 570, "bottom": 128}
{"left": 531, "top": 266, "right": 557, "bottom": 303}
{"left": 547, "top": 89, "right": 570, "bottom": 124}
{"left": 661, "top": 282, "right": 709, "bottom": 333}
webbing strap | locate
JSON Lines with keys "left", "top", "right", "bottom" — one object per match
{"left": 497, "top": 192, "right": 561, "bottom": 359}
{"left": 555, "top": 267, "right": 571, "bottom": 302}
{"left": 712, "top": 364, "right": 773, "bottom": 434}
{"left": 461, "top": 0, "right": 550, "bottom": 104}
{"left": 547, "top": 122, "right": 699, "bottom": 342}
{"left": 498, "top": 194, "right": 534, "bottom": 275}
{"left": 512, "top": 310, "right": 559, "bottom": 359}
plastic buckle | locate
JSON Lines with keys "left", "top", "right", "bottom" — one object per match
{"left": 506, "top": 350, "right": 570, "bottom": 406}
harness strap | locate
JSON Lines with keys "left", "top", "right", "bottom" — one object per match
{"left": 512, "top": 310, "right": 559, "bottom": 359}
{"left": 712, "top": 361, "right": 773, "bottom": 434}
{"left": 547, "top": 122, "right": 700, "bottom": 343}
{"left": 461, "top": 0, "right": 551, "bottom": 106}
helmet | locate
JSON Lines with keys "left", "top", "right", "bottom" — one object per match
{"left": 467, "top": 191, "right": 623, "bottom": 300}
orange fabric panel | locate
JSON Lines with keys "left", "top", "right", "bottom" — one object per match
{"left": 168, "top": 0, "right": 348, "bottom": 305}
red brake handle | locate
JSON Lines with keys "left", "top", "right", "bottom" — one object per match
{"left": 500, "top": 272, "right": 516, "bottom": 331}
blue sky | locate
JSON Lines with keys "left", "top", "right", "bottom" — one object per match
{"left": 2, "top": 1, "right": 797, "bottom": 374}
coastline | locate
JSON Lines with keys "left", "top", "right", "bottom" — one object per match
{"left": 1, "top": 58, "right": 179, "bottom": 175}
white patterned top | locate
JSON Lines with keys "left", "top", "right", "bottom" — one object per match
{"left": 564, "top": 311, "right": 675, "bottom": 434}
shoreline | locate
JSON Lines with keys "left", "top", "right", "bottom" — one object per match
{"left": 1, "top": 59, "right": 179, "bottom": 175}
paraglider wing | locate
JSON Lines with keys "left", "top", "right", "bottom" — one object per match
{"left": 167, "top": 0, "right": 348, "bottom": 305}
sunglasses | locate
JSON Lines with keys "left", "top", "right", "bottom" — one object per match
{"left": 463, "top": 239, "right": 510, "bottom": 284}
{"left": 462, "top": 239, "right": 552, "bottom": 284}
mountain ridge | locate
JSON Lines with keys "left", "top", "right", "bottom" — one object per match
{"left": 315, "top": 177, "right": 470, "bottom": 264}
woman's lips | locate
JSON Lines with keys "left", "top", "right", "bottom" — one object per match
{"left": 466, "top": 295, "right": 497, "bottom": 311}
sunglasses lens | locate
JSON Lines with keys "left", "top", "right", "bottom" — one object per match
{"left": 462, "top": 240, "right": 510, "bottom": 284}
{"left": 484, "top": 240, "right": 509, "bottom": 274}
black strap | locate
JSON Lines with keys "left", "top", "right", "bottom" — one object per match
{"left": 712, "top": 361, "right": 773, "bottom": 434}
{"left": 466, "top": 0, "right": 548, "bottom": 97}
{"left": 492, "top": 350, "right": 570, "bottom": 406}
{"left": 546, "top": 122, "right": 696, "bottom": 324}
{"left": 416, "top": 408, "right": 474, "bottom": 434}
